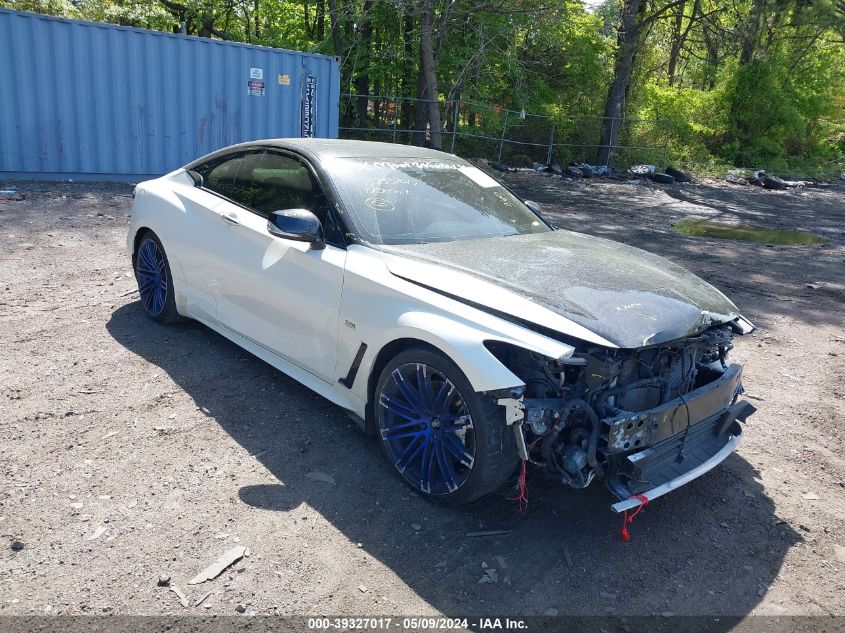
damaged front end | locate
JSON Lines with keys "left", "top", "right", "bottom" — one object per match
{"left": 489, "top": 319, "right": 756, "bottom": 511}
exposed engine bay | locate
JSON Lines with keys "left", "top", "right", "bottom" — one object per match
{"left": 488, "top": 323, "right": 757, "bottom": 508}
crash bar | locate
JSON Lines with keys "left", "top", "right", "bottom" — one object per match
{"left": 610, "top": 430, "right": 743, "bottom": 513}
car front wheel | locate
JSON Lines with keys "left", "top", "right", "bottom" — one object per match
{"left": 134, "top": 231, "right": 179, "bottom": 323}
{"left": 375, "top": 348, "right": 518, "bottom": 505}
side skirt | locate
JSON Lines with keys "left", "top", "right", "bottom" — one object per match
{"left": 186, "top": 312, "right": 366, "bottom": 419}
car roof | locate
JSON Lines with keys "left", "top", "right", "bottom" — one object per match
{"left": 187, "top": 138, "right": 461, "bottom": 167}
{"left": 261, "top": 138, "right": 459, "bottom": 161}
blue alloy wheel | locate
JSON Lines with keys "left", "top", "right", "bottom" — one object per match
{"left": 378, "top": 362, "right": 476, "bottom": 495}
{"left": 135, "top": 238, "right": 168, "bottom": 317}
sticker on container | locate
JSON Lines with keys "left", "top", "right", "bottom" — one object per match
{"left": 458, "top": 165, "right": 500, "bottom": 188}
{"left": 278, "top": 74, "right": 291, "bottom": 86}
{"left": 248, "top": 80, "right": 265, "bottom": 96}
{"left": 249, "top": 67, "right": 264, "bottom": 80}
{"left": 300, "top": 74, "right": 318, "bottom": 138}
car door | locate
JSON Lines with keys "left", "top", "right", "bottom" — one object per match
{"left": 210, "top": 149, "right": 347, "bottom": 383}
{"left": 170, "top": 152, "right": 245, "bottom": 321}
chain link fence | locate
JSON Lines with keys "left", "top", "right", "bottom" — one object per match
{"left": 338, "top": 94, "right": 671, "bottom": 170}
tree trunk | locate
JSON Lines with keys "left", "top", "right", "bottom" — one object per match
{"left": 597, "top": 0, "right": 641, "bottom": 167}
{"left": 327, "top": 0, "right": 343, "bottom": 56}
{"left": 373, "top": 79, "right": 382, "bottom": 128}
{"left": 400, "top": 11, "right": 415, "bottom": 137}
{"left": 316, "top": 0, "right": 325, "bottom": 40}
{"left": 354, "top": 0, "right": 373, "bottom": 125}
{"left": 740, "top": 0, "right": 767, "bottom": 65}
{"left": 666, "top": 0, "right": 686, "bottom": 86}
{"left": 417, "top": 0, "right": 442, "bottom": 149}
{"left": 447, "top": 90, "right": 460, "bottom": 151}
{"left": 304, "top": 0, "right": 313, "bottom": 38}
{"left": 413, "top": 71, "right": 428, "bottom": 146}
{"left": 701, "top": 14, "right": 719, "bottom": 89}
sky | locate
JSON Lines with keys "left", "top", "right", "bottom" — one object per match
{"left": 581, "top": 0, "right": 606, "bottom": 11}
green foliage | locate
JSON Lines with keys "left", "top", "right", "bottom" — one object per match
{"left": 719, "top": 43, "right": 845, "bottom": 167}
{"left": 635, "top": 82, "right": 720, "bottom": 164}
{"left": 1, "top": 0, "right": 843, "bottom": 172}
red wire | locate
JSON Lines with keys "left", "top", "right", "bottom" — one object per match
{"left": 508, "top": 460, "right": 529, "bottom": 514}
{"left": 620, "top": 494, "right": 649, "bottom": 541}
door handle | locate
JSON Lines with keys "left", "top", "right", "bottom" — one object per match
{"left": 221, "top": 213, "right": 240, "bottom": 225}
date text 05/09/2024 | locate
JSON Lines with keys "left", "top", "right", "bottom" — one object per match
{"left": 307, "top": 617, "right": 529, "bottom": 630}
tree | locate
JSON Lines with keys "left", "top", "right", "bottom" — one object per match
{"left": 597, "top": 0, "right": 643, "bottom": 166}
{"left": 353, "top": 0, "right": 374, "bottom": 125}
{"left": 3, "top": 0, "right": 842, "bottom": 168}
{"left": 415, "top": 0, "right": 442, "bottom": 148}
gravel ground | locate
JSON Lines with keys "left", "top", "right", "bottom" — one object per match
{"left": 1, "top": 174, "right": 843, "bottom": 620}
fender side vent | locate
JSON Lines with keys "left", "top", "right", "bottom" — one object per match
{"left": 339, "top": 342, "right": 368, "bottom": 389}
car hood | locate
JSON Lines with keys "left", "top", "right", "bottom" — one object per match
{"left": 380, "top": 230, "right": 740, "bottom": 349}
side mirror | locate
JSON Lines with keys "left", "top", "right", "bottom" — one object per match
{"left": 186, "top": 169, "right": 203, "bottom": 187}
{"left": 267, "top": 209, "right": 325, "bottom": 250}
{"left": 524, "top": 200, "right": 542, "bottom": 216}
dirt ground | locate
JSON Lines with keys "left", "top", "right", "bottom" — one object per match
{"left": 1, "top": 172, "right": 844, "bottom": 622}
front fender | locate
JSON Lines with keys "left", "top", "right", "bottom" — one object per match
{"left": 392, "top": 313, "right": 524, "bottom": 392}
{"left": 356, "top": 310, "right": 574, "bottom": 399}
{"left": 339, "top": 245, "right": 576, "bottom": 417}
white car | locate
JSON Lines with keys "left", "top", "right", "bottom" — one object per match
{"left": 127, "top": 139, "right": 756, "bottom": 511}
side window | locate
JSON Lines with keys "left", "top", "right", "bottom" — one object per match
{"left": 194, "top": 155, "right": 242, "bottom": 198}
{"left": 230, "top": 151, "right": 343, "bottom": 245}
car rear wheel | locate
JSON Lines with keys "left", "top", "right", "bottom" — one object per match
{"left": 134, "top": 231, "right": 179, "bottom": 323}
{"left": 375, "top": 348, "right": 518, "bottom": 505}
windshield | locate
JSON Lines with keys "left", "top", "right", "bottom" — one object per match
{"left": 323, "top": 157, "right": 551, "bottom": 245}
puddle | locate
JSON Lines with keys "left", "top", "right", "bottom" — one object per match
{"left": 675, "top": 220, "right": 828, "bottom": 245}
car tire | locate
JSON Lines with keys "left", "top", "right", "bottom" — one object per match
{"left": 762, "top": 175, "right": 787, "bottom": 190}
{"left": 134, "top": 231, "right": 180, "bottom": 324}
{"left": 665, "top": 166, "right": 692, "bottom": 183}
{"left": 375, "top": 347, "right": 519, "bottom": 505}
{"left": 652, "top": 172, "right": 675, "bottom": 184}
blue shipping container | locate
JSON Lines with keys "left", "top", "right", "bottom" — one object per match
{"left": 0, "top": 8, "right": 340, "bottom": 180}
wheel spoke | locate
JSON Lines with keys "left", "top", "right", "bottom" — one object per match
{"left": 380, "top": 393, "right": 420, "bottom": 421}
{"left": 432, "top": 379, "right": 453, "bottom": 412}
{"left": 142, "top": 287, "right": 155, "bottom": 311}
{"left": 433, "top": 437, "right": 460, "bottom": 492}
{"left": 138, "top": 274, "right": 158, "bottom": 293}
{"left": 380, "top": 418, "right": 426, "bottom": 437}
{"left": 154, "top": 288, "right": 165, "bottom": 314}
{"left": 395, "top": 435, "right": 425, "bottom": 473}
{"left": 392, "top": 369, "right": 424, "bottom": 408}
{"left": 442, "top": 432, "right": 474, "bottom": 467}
{"left": 440, "top": 412, "right": 471, "bottom": 422}
{"left": 136, "top": 262, "right": 157, "bottom": 276}
{"left": 383, "top": 428, "right": 427, "bottom": 441}
{"left": 139, "top": 243, "right": 156, "bottom": 269}
{"left": 419, "top": 440, "right": 435, "bottom": 493}
{"left": 440, "top": 414, "right": 472, "bottom": 432}
{"left": 415, "top": 364, "right": 433, "bottom": 407}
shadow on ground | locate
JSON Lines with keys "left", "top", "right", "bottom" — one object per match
{"left": 107, "top": 303, "right": 799, "bottom": 617}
